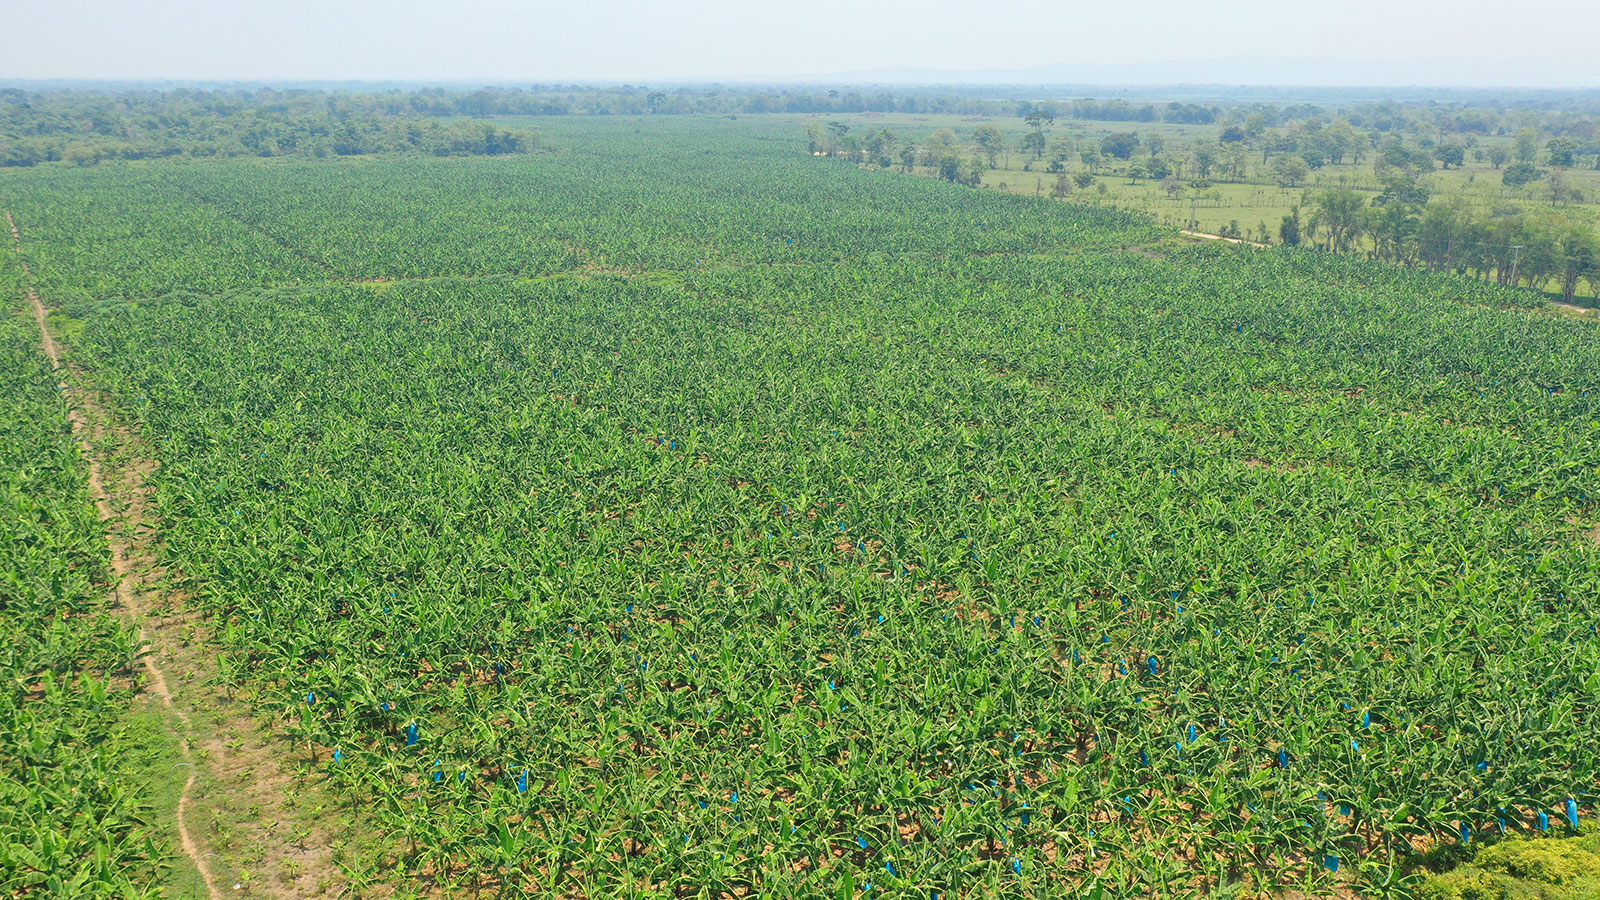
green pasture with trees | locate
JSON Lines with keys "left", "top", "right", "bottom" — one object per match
{"left": 799, "top": 99, "right": 1600, "bottom": 302}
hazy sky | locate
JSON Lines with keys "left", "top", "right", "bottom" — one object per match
{"left": 6, "top": 0, "right": 1597, "bottom": 86}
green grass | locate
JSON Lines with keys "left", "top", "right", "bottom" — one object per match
{"left": 1416, "top": 830, "right": 1600, "bottom": 900}
{"left": 116, "top": 705, "right": 207, "bottom": 899}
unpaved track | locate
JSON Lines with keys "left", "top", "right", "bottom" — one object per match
{"left": 1178, "top": 229, "right": 1268, "bottom": 248}
{"left": 8, "top": 211, "right": 347, "bottom": 899}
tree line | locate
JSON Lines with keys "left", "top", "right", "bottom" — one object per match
{"left": 0, "top": 88, "right": 541, "bottom": 166}
{"left": 809, "top": 115, "right": 1600, "bottom": 303}
{"left": 1281, "top": 190, "right": 1600, "bottom": 303}
{"left": 10, "top": 83, "right": 1600, "bottom": 169}
{"left": 4, "top": 118, "right": 536, "bottom": 167}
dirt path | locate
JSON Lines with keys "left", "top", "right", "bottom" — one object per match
{"left": 7, "top": 212, "right": 349, "bottom": 900}
{"left": 1548, "top": 298, "right": 1596, "bottom": 315}
{"left": 1179, "top": 229, "right": 1269, "bottom": 249}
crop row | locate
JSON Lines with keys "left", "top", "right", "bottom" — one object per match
{"left": 0, "top": 264, "right": 158, "bottom": 897}
{"left": 1, "top": 118, "right": 1154, "bottom": 311}
{"left": 62, "top": 236, "right": 1600, "bottom": 897}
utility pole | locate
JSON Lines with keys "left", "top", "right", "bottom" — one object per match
{"left": 1189, "top": 196, "right": 1197, "bottom": 232}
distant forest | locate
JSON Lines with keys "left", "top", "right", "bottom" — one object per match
{"left": 4, "top": 83, "right": 1600, "bottom": 167}
{"left": 0, "top": 87, "right": 543, "bottom": 166}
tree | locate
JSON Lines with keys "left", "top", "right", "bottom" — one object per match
{"left": 1161, "top": 176, "right": 1184, "bottom": 198}
{"left": 1547, "top": 168, "right": 1584, "bottom": 206}
{"left": 964, "top": 156, "right": 985, "bottom": 187}
{"left": 1191, "top": 143, "right": 1219, "bottom": 179}
{"left": 1433, "top": 144, "right": 1465, "bottom": 169}
{"left": 1279, "top": 206, "right": 1302, "bottom": 247}
{"left": 1502, "top": 162, "right": 1542, "bottom": 188}
{"left": 971, "top": 124, "right": 1006, "bottom": 167}
{"left": 646, "top": 92, "right": 667, "bottom": 113}
{"left": 1586, "top": 241, "right": 1600, "bottom": 298}
{"left": 1514, "top": 127, "right": 1541, "bottom": 164}
{"left": 1482, "top": 213, "right": 1534, "bottom": 286}
{"left": 1101, "top": 132, "right": 1139, "bottom": 160}
{"left": 1021, "top": 130, "right": 1047, "bottom": 160}
{"left": 1416, "top": 196, "right": 1477, "bottom": 272}
{"left": 863, "top": 128, "right": 897, "bottom": 167}
{"left": 1270, "top": 154, "right": 1310, "bottom": 187}
{"left": 1145, "top": 134, "right": 1165, "bottom": 157}
{"left": 1487, "top": 145, "right": 1510, "bottom": 169}
{"left": 1073, "top": 173, "right": 1095, "bottom": 189}
{"left": 1052, "top": 173, "right": 1073, "bottom": 199}
{"left": 804, "top": 121, "right": 825, "bottom": 154}
{"left": 1221, "top": 143, "right": 1250, "bottom": 180}
{"left": 1020, "top": 108, "right": 1050, "bottom": 162}
{"left": 63, "top": 144, "right": 101, "bottom": 167}
{"left": 1047, "top": 135, "right": 1074, "bottom": 164}
{"left": 926, "top": 128, "right": 959, "bottom": 159}
{"left": 1546, "top": 138, "right": 1577, "bottom": 167}
{"left": 1310, "top": 188, "right": 1366, "bottom": 254}
{"left": 1375, "top": 174, "right": 1430, "bottom": 208}
{"left": 1375, "top": 140, "right": 1433, "bottom": 179}
{"left": 1515, "top": 225, "right": 1562, "bottom": 290}
{"left": 1259, "top": 128, "right": 1286, "bottom": 164}
{"left": 1079, "top": 147, "right": 1102, "bottom": 171}
{"left": 1146, "top": 156, "right": 1172, "bottom": 180}
{"left": 1366, "top": 200, "right": 1421, "bottom": 265}
{"left": 0, "top": 137, "right": 44, "bottom": 167}
{"left": 935, "top": 153, "right": 965, "bottom": 183}
{"left": 825, "top": 120, "right": 851, "bottom": 156}
{"left": 1556, "top": 229, "right": 1598, "bottom": 304}
{"left": 1321, "top": 120, "right": 1359, "bottom": 165}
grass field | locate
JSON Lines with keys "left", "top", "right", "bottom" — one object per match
{"left": 779, "top": 111, "right": 1600, "bottom": 299}
{"left": 781, "top": 111, "right": 1600, "bottom": 218}
{"left": 3, "top": 115, "right": 1599, "bottom": 899}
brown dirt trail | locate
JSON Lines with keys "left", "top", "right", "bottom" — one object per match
{"left": 7, "top": 211, "right": 348, "bottom": 899}
{"left": 1178, "top": 229, "right": 1269, "bottom": 249}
